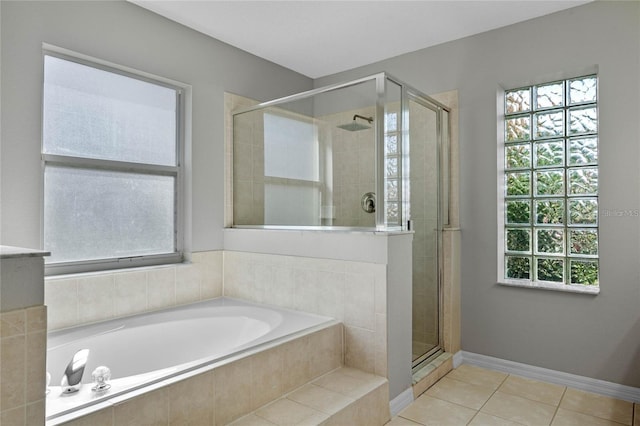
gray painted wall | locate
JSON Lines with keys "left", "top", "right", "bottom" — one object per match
{"left": 0, "top": 0, "right": 312, "bottom": 252}
{"left": 316, "top": 1, "right": 640, "bottom": 387}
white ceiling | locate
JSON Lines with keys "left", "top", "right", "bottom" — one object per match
{"left": 129, "top": 0, "right": 591, "bottom": 79}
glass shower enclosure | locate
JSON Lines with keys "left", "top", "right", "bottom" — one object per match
{"left": 232, "top": 72, "right": 450, "bottom": 369}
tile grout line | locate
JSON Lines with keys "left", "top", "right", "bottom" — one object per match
{"left": 549, "top": 385, "right": 569, "bottom": 425}
{"left": 465, "top": 372, "right": 519, "bottom": 425}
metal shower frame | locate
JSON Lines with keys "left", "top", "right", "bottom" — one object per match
{"left": 231, "top": 71, "right": 451, "bottom": 232}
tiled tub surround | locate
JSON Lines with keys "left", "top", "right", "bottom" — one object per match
{"left": 51, "top": 321, "right": 344, "bottom": 426}
{"left": 46, "top": 298, "right": 334, "bottom": 421}
{"left": 0, "top": 306, "right": 48, "bottom": 425}
{"left": 45, "top": 251, "right": 223, "bottom": 331}
{"left": 43, "top": 246, "right": 393, "bottom": 381}
{"left": 1, "top": 246, "right": 49, "bottom": 425}
{"left": 224, "top": 250, "right": 388, "bottom": 379}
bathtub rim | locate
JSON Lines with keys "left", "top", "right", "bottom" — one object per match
{"left": 46, "top": 297, "right": 339, "bottom": 425}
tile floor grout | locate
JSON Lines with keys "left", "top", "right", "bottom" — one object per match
{"left": 391, "top": 365, "right": 636, "bottom": 426}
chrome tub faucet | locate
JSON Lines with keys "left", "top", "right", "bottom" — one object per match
{"left": 61, "top": 349, "right": 90, "bottom": 394}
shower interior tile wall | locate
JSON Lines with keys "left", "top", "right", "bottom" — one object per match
{"left": 232, "top": 108, "right": 266, "bottom": 226}
{"left": 224, "top": 93, "right": 260, "bottom": 228}
{"left": 228, "top": 91, "right": 377, "bottom": 228}
{"left": 324, "top": 107, "right": 376, "bottom": 228}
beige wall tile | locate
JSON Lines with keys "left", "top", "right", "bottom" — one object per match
{"left": 175, "top": 264, "right": 201, "bottom": 305}
{"left": 193, "top": 251, "right": 223, "bottom": 300}
{"left": 168, "top": 371, "right": 214, "bottom": 426}
{"left": 114, "top": 388, "right": 168, "bottom": 426}
{"left": 251, "top": 346, "right": 284, "bottom": 410}
{"left": 1, "top": 309, "right": 25, "bottom": 338}
{"left": 62, "top": 407, "right": 114, "bottom": 426}
{"left": 309, "top": 324, "right": 343, "bottom": 379}
{"left": 26, "top": 306, "right": 47, "bottom": 334}
{"left": 45, "top": 278, "right": 78, "bottom": 330}
{"left": 114, "top": 271, "right": 148, "bottom": 317}
{"left": 281, "top": 336, "right": 311, "bottom": 393}
{"left": 293, "top": 269, "right": 319, "bottom": 314}
{"left": 1, "top": 335, "right": 26, "bottom": 411}
{"left": 374, "top": 313, "right": 387, "bottom": 378}
{"left": 560, "top": 388, "right": 633, "bottom": 426}
{"left": 77, "top": 275, "right": 115, "bottom": 325}
{"left": 25, "top": 331, "right": 46, "bottom": 404}
{"left": 312, "top": 368, "right": 382, "bottom": 400}
{"left": 287, "top": 383, "right": 354, "bottom": 414}
{"left": 354, "top": 382, "right": 390, "bottom": 425}
{"left": 344, "top": 273, "right": 375, "bottom": 330}
{"left": 442, "top": 229, "right": 461, "bottom": 354}
{"left": 255, "top": 398, "right": 329, "bottom": 425}
{"left": 228, "top": 413, "right": 276, "bottom": 426}
{"left": 344, "top": 326, "right": 375, "bottom": 374}
{"left": 374, "top": 265, "right": 387, "bottom": 315}
{"left": 25, "top": 400, "right": 45, "bottom": 426}
{"left": 252, "top": 263, "right": 273, "bottom": 304}
{"left": 0, "top": 406, "right": 25, "bottom": 425}
{"left": 44, "top": 251, "right": 220, "bottom": 331}
{"left": 316, "top": 271, "right": 345, "bottom": 321}
{"left": 324, "top": 402, "right": 358, "bottom": 426}
{"left": 147, "top": 266, "right": 176, "bottom": 310}
{"left": 481, "top": 391, "right": 556, "bottom": 426}
{"left": 214, "top": 357, "right": 252, "bottom": 425}
{"left": 265, "top": 266, "right": 295, "bottom": 308}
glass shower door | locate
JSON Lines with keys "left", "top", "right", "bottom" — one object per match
{"left": 408, "top": 95, "right": 442, "bottom": 366}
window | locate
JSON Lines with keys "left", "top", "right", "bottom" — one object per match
{"left": 263, "top": 112, "right": 320, "bottom": 225}
{"left": 42, "top": 53, "right": 183, "bottom": 274}
{"left": 501, "top": 75, "right": 598, "bottom": 289}
{"left": 385, "top": 112, "right": 400, "bottom": 225}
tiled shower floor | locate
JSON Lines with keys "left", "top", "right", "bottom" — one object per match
{"left": 388, "top": 364, "right": 639, "bottom": 426}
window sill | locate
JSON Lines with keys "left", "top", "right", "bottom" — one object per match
{"left": 498, "top": 279, "right": 600, "bottom": 295}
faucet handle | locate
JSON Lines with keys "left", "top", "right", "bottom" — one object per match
{"left": 91, "top": 366, "right": 112, "bottom": 392}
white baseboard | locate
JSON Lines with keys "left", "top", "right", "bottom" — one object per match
{"left": 460, "top": 351, "right": 640, "bottom": 403}
{"left": 389, "top": 387, "right": 414, "bottom": 417}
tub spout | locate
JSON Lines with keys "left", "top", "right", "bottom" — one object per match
{"left": 61, "top": 349, "right": 90, "bottom": 394}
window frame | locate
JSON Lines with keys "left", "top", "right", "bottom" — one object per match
{"left": 42, "top": 49, "right": 185, "bottom": 275}
{"left": 498, "top": 74, "right": 600, "bottom": 294}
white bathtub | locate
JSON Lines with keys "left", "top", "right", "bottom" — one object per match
{"left": 45, "top": 297, "right": 333, "bottom": 422}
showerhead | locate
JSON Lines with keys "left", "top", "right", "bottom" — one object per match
{"left": 337, "top": 121, "right": 371, "bottom": 131}
{"left": 337, "top": 114, "right": 373, "bottom": 132}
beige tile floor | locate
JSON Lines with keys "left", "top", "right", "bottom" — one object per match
{"left": 389, "top": 364, "right": 639, "bottom": 426}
